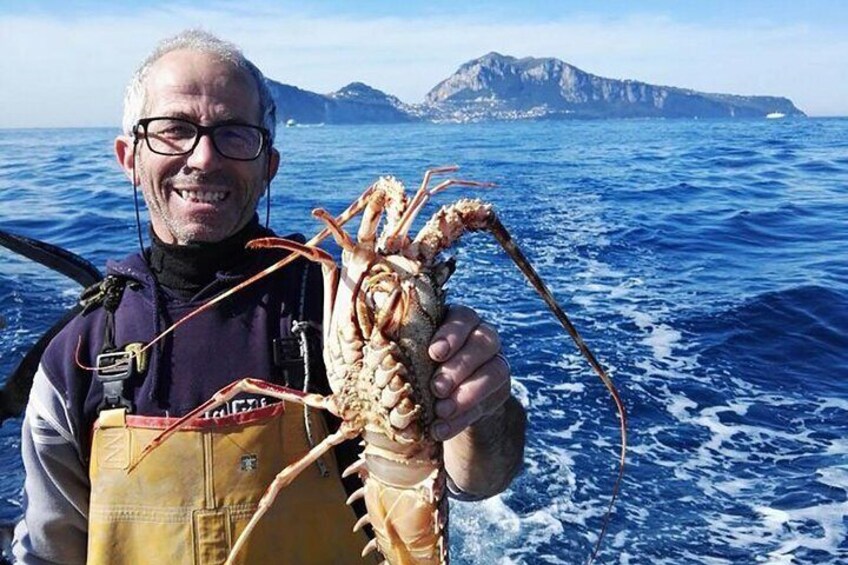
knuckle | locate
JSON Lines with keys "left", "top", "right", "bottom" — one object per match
{"left": 473, "top": 323, "right": 501, "bottom": 349}
{"left": 455, "top": 402, "right": 483, "bottom": 431}
{"left": 487, "top": 387, "right": 511, "bottom": 416}
{"left": 431, "top": 370, "right": 456, "bottom": 397}
{"left": 449, "top": 304, "right": 479, "bottom": 324}
{"left": 495, "top": 353, "right": 511, "bottom": 378}
{"left": 451, "top": 354, "right": 476, "bottom": 383}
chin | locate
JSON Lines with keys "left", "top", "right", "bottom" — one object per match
{"left": 179, "top": 219, "right": 236, "bottom": 243}
{"left": 159, "top": 214, "right": 243, "bottom": 245}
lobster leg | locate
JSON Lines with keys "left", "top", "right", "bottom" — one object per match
{"left": 358, "top": 178, "right": 409, "bottom": 250}
{"left": 312, "top": 209, "right": 357, "bottom": 250}
{"left": 226, "top": 422, "right": 363, "bottom": 565}
{"left": 387, "top": 167, "right": 494, "bottom": 246}
{"left": 129, "top": 378, "right": 336, "bottom": 472}
{"left": 395, "top": 166, "right": 460, "bottom": 238}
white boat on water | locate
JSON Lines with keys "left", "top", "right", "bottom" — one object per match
{"left": 285, "top": 118, "right": 297, "bottom": 127}
{"left": 766, "top": 112, "right": 786, "bottom": 119}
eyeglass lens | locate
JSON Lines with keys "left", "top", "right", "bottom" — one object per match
{"left": 142, "top": 118, "right": 265, "bottom": 160}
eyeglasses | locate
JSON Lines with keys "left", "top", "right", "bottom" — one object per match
{"left": 133, "top": 117, "right": 271, "bottom": 161}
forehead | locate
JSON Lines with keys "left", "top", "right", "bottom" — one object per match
{"left": 144, "top": 49, "right": 261, "bottom": 122}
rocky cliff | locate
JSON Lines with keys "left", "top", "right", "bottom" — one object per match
{"left": 269, "top": 53, "right": 804, "bottom": 125}
{"left": 268, "top": 80, "right": 414, "bottom": 125}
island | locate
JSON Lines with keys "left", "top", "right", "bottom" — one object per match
{"left": 269, "top": 52, "right": 805, "bottom": 125}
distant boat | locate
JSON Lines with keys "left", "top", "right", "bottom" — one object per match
{"left": 285, "top": 118, "right": 297, "bottom": 127}
{"left": 766, "top": 112, "right": 786, "bottom": 119}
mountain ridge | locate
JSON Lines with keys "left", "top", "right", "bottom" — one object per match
{"left": 269, "top": 53, "right": 804, "bottom": 125}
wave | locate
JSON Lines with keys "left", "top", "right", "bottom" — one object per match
{"left": 680, "top": 285, "right": 848, "bottom": 394}
{"left": 3, "top": 120, "right": 848, "bottom": 564}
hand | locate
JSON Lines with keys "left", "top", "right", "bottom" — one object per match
{"left": 428, "top": 305, "right": 512, "bottom": 441}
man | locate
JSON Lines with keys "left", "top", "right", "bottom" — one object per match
{"left": 13, "top": 30, "right": 525, "bottom": 564}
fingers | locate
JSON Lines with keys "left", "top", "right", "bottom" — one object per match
{"left": 428, "top": 305, "right": 481, "bottom": 362}
{"left": 430, "top": 321, "right": 500, "bottom": 397}
{"left": 432, "top": 353, "right": 511, "bottom": 441}
{"left": 428, "top": 304, "right": 510, "bottom": 441}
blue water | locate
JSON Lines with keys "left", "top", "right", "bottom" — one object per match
{"left": 1, "top": 119, "right": 846, "bottom": 564}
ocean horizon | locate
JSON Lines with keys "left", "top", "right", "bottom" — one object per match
{"left": 3, "top": 115, "right": 848, "bottom": 131}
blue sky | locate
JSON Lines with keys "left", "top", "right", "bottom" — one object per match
{"left": 1, "top": 0, "right": 846, "bottom": 127}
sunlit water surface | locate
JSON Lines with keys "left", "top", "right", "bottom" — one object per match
{"left": 1, "top": 119, "right": 846, "bottom": 563}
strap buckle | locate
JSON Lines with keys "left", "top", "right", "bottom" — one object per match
{"left": 96, "top": 349, "right": 135, "bottom": 412}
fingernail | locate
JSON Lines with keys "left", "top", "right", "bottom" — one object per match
{"left": 435, "top": 399, "right": 456, "bottom": 419}
{"left": 429, "top": 338, "right": 450, "bottom": 362}
{"left": 433, "top": 422, "right": 450, "bottom": 441}
{"left": 432, "top": 374, "right": 451, "bottom": 397}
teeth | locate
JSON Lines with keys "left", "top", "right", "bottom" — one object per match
{"left": 178, "top": 190, "right": 227, "bottom": 203}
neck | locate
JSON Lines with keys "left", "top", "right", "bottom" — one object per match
{"left": 147, "top": 216, "right": 262, "bottom": 298}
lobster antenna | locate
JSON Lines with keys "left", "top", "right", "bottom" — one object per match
{"left": 487, "top": 215, "right": 627, "bottom": 563}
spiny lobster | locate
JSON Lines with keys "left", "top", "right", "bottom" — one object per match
{"left": 129, "top": 166, "right": 626, "bottom": 564}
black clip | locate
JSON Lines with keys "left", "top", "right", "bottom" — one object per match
{"left": 79, "top": 282, "right": 107, "bottom": 315}
{"left": 273, "top": 336, "right": 302, "bottom": 364}
{"left": 272, "top": 336, "right": 304, "bottom": 388}
{"left": 96, "top": 350, "right": 134, "bottom": 412}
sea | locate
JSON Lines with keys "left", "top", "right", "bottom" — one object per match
{"left": 1, "top": 119, "right": 846, "bottom": 564}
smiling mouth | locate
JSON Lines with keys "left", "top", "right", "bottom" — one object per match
{"left": 176, "top": 189, "right": 229, "bottom": 203}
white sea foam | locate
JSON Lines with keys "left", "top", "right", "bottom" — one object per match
{"left": 620, "top": 304, "right": 686, "bottom": 365}
{"left": 817, "top": 396, "right": 848, "bottom": 412}
{"left": 450, "top": 496, "right": 523, "bottom": 563}
{"left": 451, "top": 443, "right": 594, "bottom": 563}
{"left": 712, "top": 477, "right": 756, "bottom": 496}
{"left": 642, "top": 324, "right": 682, "bottom": 362}
{"left": 60, "top": 287, "right": 78, "bottom": 298}
{"left": 644, "top": 388, "right": 848, "bottom": 563}
{"left": 666, "top": 392, "right": 697, "bottom": 419}
{"left": 510, "top": 377, "right": 530, "bottom": 408}
{"left": 548, "top": 382, "right": 585, "bottom": 393}
{"left": 756, "top": 497, "right": 848, "bottom": 562}
{"left": 543, "top": 420, "right": 584, "bottom": 441}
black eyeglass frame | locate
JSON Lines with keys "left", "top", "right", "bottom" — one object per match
{"left": 132, "top": 117, "right": 272, "bottom": 162}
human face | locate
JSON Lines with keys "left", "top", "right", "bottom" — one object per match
{"left": 117, "top": 49, "right": 278, "bottom": 245}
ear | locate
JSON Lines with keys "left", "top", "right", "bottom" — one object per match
{"left": 267, "top": 147, "right": 280, "bottom": 182}
{"left": 115, "top": 135, "right": 136, "bottom": 182}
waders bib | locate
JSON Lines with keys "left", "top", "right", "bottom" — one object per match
{"left": 87, "top": 402, "right": 375, "bottom": 564}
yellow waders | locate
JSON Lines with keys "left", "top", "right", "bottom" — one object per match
{"left": 87, "top": 402, "right": 376, "bottom": 564}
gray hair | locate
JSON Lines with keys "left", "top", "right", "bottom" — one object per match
{"left": 121, "top": 29, "right": 276, "bottom": 141}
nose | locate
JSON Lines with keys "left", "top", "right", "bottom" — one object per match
{"left": 185, "top": 132, "right": 221, "bottom": 171}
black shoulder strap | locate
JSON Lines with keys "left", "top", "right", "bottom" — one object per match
{"left": 272, "top": 258, "right": 321, "bottom": 390}
{"left": 80, "top": 275, "right": 140, "bottom": 413}
{"left": 295, "top": 261, "right": 325, "bottom": 393}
